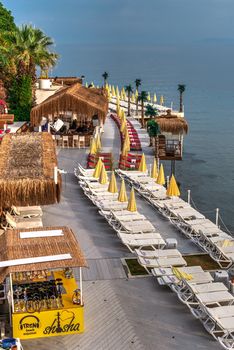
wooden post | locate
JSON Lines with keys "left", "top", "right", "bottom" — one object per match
{"left": 54, "top": 166, "right": 58, "bottom": 184}
{"left": 187, "top": 190, "right": 191, "bottom": 204}
{"left": 216, "top": 208, "right": 219, "bottom": 226}
{"left": 79, "top": 267, "right": 83, "bottom": 306}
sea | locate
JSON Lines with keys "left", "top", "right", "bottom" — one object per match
{"left": 54, "top": 43, "right": 234, "bottom": 233}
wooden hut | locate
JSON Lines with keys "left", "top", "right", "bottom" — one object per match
{"left": 0, "top": 132, "right": 61, "bottom": 208}
{"left": 52, "top": 76, "right": 83, "bottom": 86}
{"left": 30, "top": 83, "right": 108, "bottom": 129}
{"left": 155, "top": 109, "right": 188, "bottom": 161}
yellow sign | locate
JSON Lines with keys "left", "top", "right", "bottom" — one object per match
{"left": 12, "top": 306, "right": 84, "bottom": 339}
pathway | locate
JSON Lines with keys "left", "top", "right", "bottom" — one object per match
{"left": 22, "top": 117, "right": 219, "bottom": 350}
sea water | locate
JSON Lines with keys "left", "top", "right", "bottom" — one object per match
{"left": 55, "top": 43, "right": 234, "bottom": 232}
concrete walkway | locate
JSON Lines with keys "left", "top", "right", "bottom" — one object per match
{"left": 22, "top": 117, "right": 219, "bottom": 350}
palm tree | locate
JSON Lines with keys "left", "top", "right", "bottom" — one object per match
{"left": 125, "top": 84, "right": 133, "bottom": 116}
{"left": 177, "top": 84, "right": 186, "bottom": 112}
{"left": 135, "top": 78, "right": 141, "bottom": 115}
{"left": 138, "top": 91, "right": 148, "bottom": 127}
{"left": 145, "top": 104, "right": 160, "bottom": 147}
{"left": 3, "top": 24, "right": 58, "bottom": 82}
{"left": 102, "top": 71, "right": 109, "bottom": 87}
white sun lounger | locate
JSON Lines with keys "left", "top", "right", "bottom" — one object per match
{"left": 119, "top": 234, "right": 165, "bottom": 253}
{"left": 135, "top": 248, "right": 181, "bottom": 259}
{"left": 152, "top": 265, "right": 203, "bottom": 278}
{"left": 138, "top": 255, "right": 187, "bottom": 273}
{"left": 117, "top": 220, "right": 155, "bottom": 234}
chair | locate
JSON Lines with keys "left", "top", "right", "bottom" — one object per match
{"left": 62, "top": 136, "right": 69, "bottom": 148}
{"left": 72, "top": 135, "right": 79, "bottom": 147}
{"left": 11, "top": 205, "right": 42, "bottom": 218}
{"left": 55, "top": 135, "right": 62, "bottom": 147}
{"left": 2, "top": 212, "right": 43, "bottom": 230}
{"left": 78, "top": 136, "right": 85, "bottom": 148}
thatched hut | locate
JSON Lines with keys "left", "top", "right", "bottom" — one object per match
{"left": 155, "top": 110, "right": 189, "bottom": 161}
{"left": 0, "top": 132, "right": 61, "bottom": 207}
{"left": 0, "top": 226, "right": 87, "bottom": 282}
{"left": 156, "top": 109, "right": 188, "bottom": 134}
{"left": 30, "top": 82, "right": 108, "bottom": 128}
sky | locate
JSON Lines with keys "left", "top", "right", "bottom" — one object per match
{"left": 3, "top": 0, "right": 234, "bottom": 47}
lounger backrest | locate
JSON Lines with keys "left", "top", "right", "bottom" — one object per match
{"left": 12, "top": 205, "right": 20, "bottom": 216}
{"left": 6, "top": 212, "right": 17, "bottom": 228}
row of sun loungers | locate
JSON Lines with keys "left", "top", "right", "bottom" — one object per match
{"left": 153, "top": 264, "right": 234, "bottom": 349}
{"left": 116, "top": 169, "right": 234, "bottom": 269}
{"left": 76, "top": 164, "right": 234, "bottom": 349}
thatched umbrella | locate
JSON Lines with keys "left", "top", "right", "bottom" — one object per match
{"left": 0, "top": 132, "right": 61, "bottom": 207}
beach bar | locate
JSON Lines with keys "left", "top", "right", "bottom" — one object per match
{"left": 0, "top": 226, "right": 87, "bottom": 340}
{"left": 31, "top": 83, "right": 108, "bottom": 148}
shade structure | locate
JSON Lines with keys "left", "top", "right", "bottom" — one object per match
{"left": 127, "top": 188, "right": 137, "bottom": 212}
{"left": 160, "top": 95, "right": 164, "bottom": 105}
{"left": 0, "top": 132, "right": 61, "bottom": 207}
{"left": 30, "top": 83, "right": 108, "bottom": 127}
{"left": 116, "top": 86, "right": 120, "bottom": 97}
{"left": 0, "top": 226, "right": 87, "bottom": 283}
{"left": 131, "top": 94, "right": 135, "bottom": 103}
{"left": 153, "top": 93, "right": 157, "bottom": 103}
{"left": 93, "top": 158, "right": 103, "bottom": 178}
{"left": 99, "top": 164, "right": 108, "bottom": 185}
{"left": 166, "top": 174, "right": 180, "bottom": 197}
{"left": 151, "top": 158, "right": 158, "bottom": 179}
{"left": 138, "top": 153, "right": 147, "bottom": 172}
{"left": 89, "top": 139, "right": 97, "bottom": 155}
{"left": 147, "top": 92, "right": 151, "bottom": 101}
{"left": 156, "top": 164, "right": 165, "bottom": 185}
{"left": 135, "top": 90, "right": 138, "bottom": 99}
{"left": 95, "top": 134, "right": 102, "bottom": 150}
{"left": 118, "top": 179, "right": 128, "bottom": 202}
{"left": 108, "top": 171, "right": 118, "bottom": 193}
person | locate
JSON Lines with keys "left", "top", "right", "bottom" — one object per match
{"left": 146, "top": 116, "right": 160, "bottom": 146}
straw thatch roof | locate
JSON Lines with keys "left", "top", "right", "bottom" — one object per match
{"left": 31, "top": 83, "right": 108, "bottom": 127}
{"left": 156, "top": 110, "right": 188, "bottom": 134}
{"left": 0, "top": 132, "right": 61, "bottom": 207}
{"left": 0, "top": 226, "right": 87, "bottom": 282}
{"left": 52, "top": 77, "right": 82, "bottom": 86}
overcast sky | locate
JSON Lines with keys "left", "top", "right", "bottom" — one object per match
{"left": 3, "top": 0, "right": 234, "bottom": 46}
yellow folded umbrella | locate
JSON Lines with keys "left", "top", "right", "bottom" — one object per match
{"left": 120, "top": 118, "right": 127, "bottom": 133}
{"left": 153, "top": 93, "right": 157, "bottom": 103}
{"left": 122, "top": 137, "right": 130, "bottom": 156}
{"left": 116, "top": 86, "right": 120, "bottom": 97}
{"left": 135, "top": 90, "right": 138, "bottom": 98}
{"left": 160, "top": 95, "right": 164, "bottom": 105}
{"left": 127, "top": 187, "right": 137, "bottom": 212}
{"left": 151, "top": 158, "right": 158, "bottom": 179}
{"left": 131, "top": 94, "right": 135, "bottom": 103}
{"left": 138, "top": 153, "right": 147, "bottom": 172}
{"left": 95, "top": 134, "right": 102, "bottom": 150}
{"left": 156, "top": 164, "right": 165, "bottom": 185}
{"left": 89, "top": 139, "right": 97, "bottom": 155}
{"left": 112, "top": 85, "right": 116, "bottom": 97}
{"left": 147, "top": 92, "right": 151, "bottom": 101}
{"left": 166, "top": 174, "right": 180, "bottom": 197}
{"left": 108, "top": 171, "right": 118, "bottom": 193}
{"left": 118, "top": 179, "right": 128, "bottom": 202}
{"left": 99, "top": 164, "right": 108, "bottom": 185}
{"left": 93, "top": 158, "right": 103, "bottom": 178}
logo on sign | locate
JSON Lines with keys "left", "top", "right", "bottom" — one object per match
{"left": 43, "top": 310, "right": 80, "bottom": 335}
{"left": 19, "top": 315, "right": 40, "bottom": 334}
